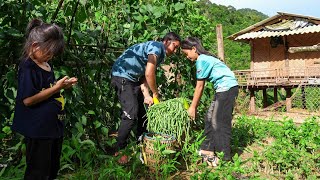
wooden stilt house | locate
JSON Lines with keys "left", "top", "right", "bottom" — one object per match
{"left": 228, "top": 12, "right": 320, "bottom": 113}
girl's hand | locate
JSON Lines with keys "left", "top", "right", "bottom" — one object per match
{"left": 55, "top": 76, "right": 69, "bottom": 89}
{"left": 64, "top": 77, "right": 78, "bottom": 89}
{"left": 187, "top": 107, "right": 196, "bottom": 120}
{"left": 144, "top": 96, "right": 153, "bottom": 106}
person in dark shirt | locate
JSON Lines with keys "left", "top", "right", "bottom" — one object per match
{"left": 111, "top": 32, "right": 181, "bottom": 164}
{"left": 11, "top": 19, "right": 77, "bottom": 180}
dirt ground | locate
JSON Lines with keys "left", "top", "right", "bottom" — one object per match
{"left": 243, "top": 109, "right": 320, "bottom": 124}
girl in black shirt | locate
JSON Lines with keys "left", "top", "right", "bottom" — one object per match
{"left": 12, "top": 19, "right": 77, "bottom": 180}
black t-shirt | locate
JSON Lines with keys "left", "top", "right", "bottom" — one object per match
{"left": 11, "top": 58, "right": 65, "bottom": 138}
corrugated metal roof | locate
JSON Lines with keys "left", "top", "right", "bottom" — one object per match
{"left": 265, "top": 19, "right": 311, "bottom": 31}
{"left": 228, "top": 12, "right": 320, "bottom": 42}
{"left": 235, "top": 25, "right": 320, "bottom": 40}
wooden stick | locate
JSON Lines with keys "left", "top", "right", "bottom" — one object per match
{"left": 288, "top": 44, "right": 320, "bottom": 53}
{"left": 216, "top": 24, "right": 225, "bottom": 62}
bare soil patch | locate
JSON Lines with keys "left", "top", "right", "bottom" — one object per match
{"left": 246, "top": 109, "right": 319, "bottom": 124}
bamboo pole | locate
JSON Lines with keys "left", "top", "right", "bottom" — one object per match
{"left": 250, "top": 40, "right": 254, "bottom": 70}
{"left": 216, "top": 24, "right": 225, "bottom": 62}
{"left": 288, "top": 44, "right": 320, "bottom": 53}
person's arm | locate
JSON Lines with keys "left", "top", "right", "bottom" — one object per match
{"left": 188, "top": 79, "right": 205, "bottom": 119}
{"left": 23, "top": 76, "right": 70, "bottom": 106}
{"left": 140, "top": 78, "right": 153, "bottom": 105}
{"left": 145, "top": 54, "right": 159, "bottom": 98}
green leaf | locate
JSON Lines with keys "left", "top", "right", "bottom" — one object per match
{"left": 95, "top": 11, "right": 102, "bottom": 19}
{"left": 88, "top": 110, "right": 95, "bottom": 115}
{"left": 64, "top": 2, "right": 73, "bottom": 17}
{"left": 81, "top": 115, "right": 87, "bottom": 126}
{"left": 101, "top": 127, "right": 109, "bottom": 136}
{"left": 75, "top": 122, "right": 84, "bottom": 133}
{"left": 145, "top": 4, "right": 154, "bottom": 13}
{"left": 59, "top": 164, "right": 74, "bottom": 172}
{"left": 93, "top": 0, "right": 99, "bottom": 7}
{"left": 162, "top": 149, "right": 176, "bottom": 155}
{"left": 153, "top": 11, "right": 162, "bottom": 19}
{"left": 80, "top": 0, "right": 87, "bottom": 6}
{"left": 123, "top": 23, "right": 131, "bottom": 29}
{"left": 94, "top": 121, "right": 102, "bottom": 129}
{"left": 4, "top": 87, "right": 16, "bottom": 104}
{"left": 2, "top": 126, "right": 12, "bottom": 135}
{"left": 80, "top": 139, "right": 95, "bottom": 147}
{"left": 102, "top": 15, "right": 108, "bottom": 21}
{"left": 133, "top": 14, "right": 144, "bottom": 22}
{"left": 226, "top": 175, "right": 234, "bottom": 180}
{"left": 276, "top": 159, "right": 283, "bottom": 164}
{"left": 77, "top": 6, "right": 87, "bottom": 22}
{"left": 139, "top": 5, "right": 147, "bottom": 14}
{"left": 174, "top": 2, "right": 185, "bottom": 11}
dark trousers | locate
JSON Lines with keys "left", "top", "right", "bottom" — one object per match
{"left": 24, "top": 137, "right": 63, "bottom": 180}
{"left": 111, "top": 76, "right": 147, "bottom": 150}
{"left": 200, "top": 86, "right": 238, "bottom": 161}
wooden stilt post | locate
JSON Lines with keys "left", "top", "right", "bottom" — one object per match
{"left": 216, "top": 24, "right": 225, "bottom": 62}
{"left": 274, "top": 87, "right": 278, "bottom": 103}
{"left": 285, "top": 88, "right": 292, "bottom": 112}
{"left": 249, "top": 88, "right": 256, "bottom": 113}
{"left": 263, "top": 89, "right": 268, "bottom": 108}
{"left": 302, "top": 87, "right": 306, "bottom": 109}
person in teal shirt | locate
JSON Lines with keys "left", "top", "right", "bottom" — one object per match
{"left": 181, "top": 37, "right": 238, "bottom": 166}
{"left": 111, "top": 32, "right": 181, "bottom": 164}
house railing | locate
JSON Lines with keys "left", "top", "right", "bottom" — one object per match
{"left": 234, "top": 67, "right": 320, "bottom": 86}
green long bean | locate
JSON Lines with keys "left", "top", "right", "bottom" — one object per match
{"left": 147, "top": 98, "right": 191, "bottom": 144}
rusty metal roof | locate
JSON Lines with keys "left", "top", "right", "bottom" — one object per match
{"left": 228, "top": 12, "right": 320, "bottom": 42}
{"left": 235, "top": 25, "right": 320, "bottom": 40}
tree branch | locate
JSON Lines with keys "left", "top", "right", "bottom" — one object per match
{"left": 51, "top": 0, "right": 64, "bottom": 23}
{"left": 67, "top": 0, "right": 80, "bottom": 46}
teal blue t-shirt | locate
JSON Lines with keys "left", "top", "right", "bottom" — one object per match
{"left": 112, "top": 41, "right": 166, "bottom": 82}
{"left": 196, "top": 54, "right": 238, "bottom": 92}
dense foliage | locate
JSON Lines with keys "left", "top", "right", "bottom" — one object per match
{"left": 0, "top": 0, "right": 266, "bottom": 150}
{"left": 4, "top": 0, "right": 318, "bottom": 179}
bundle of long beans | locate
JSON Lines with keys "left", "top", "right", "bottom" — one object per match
{"left": 146, "top": 98, "right": 191, "bottom": 144}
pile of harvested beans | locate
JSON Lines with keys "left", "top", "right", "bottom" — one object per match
{"left": 146, "top": 98, "right": 191, "bottom": 144}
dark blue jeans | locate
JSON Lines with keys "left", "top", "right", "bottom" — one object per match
{"left": 200, "top": 86, "right": 238, "bottom": 161}
{"left": 111, "top": 76, "right": 147, "bottom": 150}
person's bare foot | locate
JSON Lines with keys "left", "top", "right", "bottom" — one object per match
{"left": 114, "top": 152, "right": 128, "bottom": 164}
{"left": 118, "top": 155, "right": 128, "bottom": 164}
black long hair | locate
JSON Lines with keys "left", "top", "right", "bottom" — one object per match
{"left": 22, "top": 19, "right": 64, "bottom": 59}
{"left": 161, "top": 32, "right": 181, "bottom": 42}
{"left": 181, "top": 37, "right": 216, "bottom": 57}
